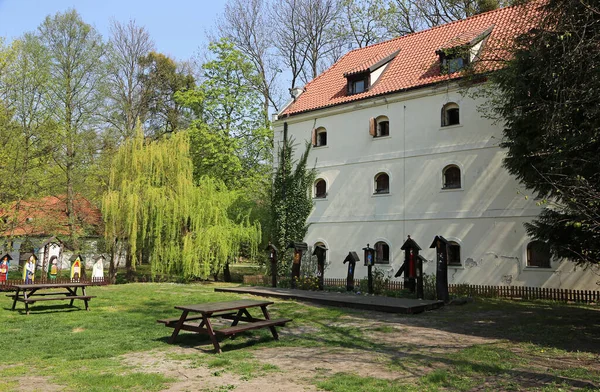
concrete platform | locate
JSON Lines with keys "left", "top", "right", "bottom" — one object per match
{"left": 215, "top": 286, "right": 444, "bottom": 314}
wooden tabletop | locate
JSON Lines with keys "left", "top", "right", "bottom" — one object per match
{"left": 175, "top": 299, "right": 274, "bottom": 314}
{"left": 10, "top": 282, "right": 93, "bottom": 289}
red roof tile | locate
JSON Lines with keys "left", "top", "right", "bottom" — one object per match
{"left": 0, "top": 195, "right": 103, "bottom": 237}
{"left": 281, "top": 1, "right": 544, "bottom": 117}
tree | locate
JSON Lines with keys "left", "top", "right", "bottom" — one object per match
{"left": 271, "top": 137, "right": 316, "bottom": 273}
{"left": 138, "top": 52, "right": 195, "bottom": 136}
{"left": 491, "top": 0, "right": 600, "bottom": 264}
{"left": 340, "top": 0, "right": 392, "bottom": 48}
{"left": 0, "top": 33, "right": 56, "bottom": 237}
{"left": 218, "top": 0, "right": 282, "bottom": 115}
{"left": 104, "top": 19, "right": 155, "bottom": 140}
{"left": 38, "top": 10, "right": 107, "bottom": 248}
{"left": 199, "top": 39, "right": 271, "bottom": 175}
{"left": 102, "top": 125, "right": 260, "bottom": 282}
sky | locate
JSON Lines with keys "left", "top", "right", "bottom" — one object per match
{"left": 0, "top": 0, "right": 229, "bottom": 61}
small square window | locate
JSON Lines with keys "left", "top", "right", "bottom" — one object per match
{"left": 347, "top": 73, "right": 369, "bottom": 95}
{"left": 378, "top": 121, "right": 389, "bottom": 137}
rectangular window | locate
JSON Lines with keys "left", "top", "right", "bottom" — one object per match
{"left": 347, "top": 73, "right": 369, "bottom": 95}
{"left": 353, "top": 80, "right": 365, "bottom": 93}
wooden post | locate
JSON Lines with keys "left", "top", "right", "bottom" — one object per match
{"left": 287, "top": 242, "right": 307, "bottom": 289}
{"left": 344, "top": 252, "right": 360, "bottom": 291}
{"left": 396, "top": 236, "right": 422, "bottom": 295}
{"left": 266, "top": 243, "right": 278, "bottom": 288}
{"left": 362, "top": 245, "right": 375, "bottom": 294}
{"left": 430, "top": 235, "right": 450, "bottom": 303}
{"left": 312, "top": 245, "right": 327, "bottom": 290}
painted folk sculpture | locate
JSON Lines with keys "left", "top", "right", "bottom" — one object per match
{"left": 23, "top": 254, "right": 37, "bottom": 284}
{"left": 48, "top": 256, "right": 58, "bottom": 280}
{"left": 0, "top": 254, "right": 11, "bottom": 282}
{"left": 92, "top": 256, "right": 104, "bottom": 280}
{"left": 363, "top": 244, "right": 375, "bottom": 294}
{"left": 71, "top": 255, "right": 83, "bottom": 281}
{"left": 287, "top": 242, "right": 308, "bottom": 289}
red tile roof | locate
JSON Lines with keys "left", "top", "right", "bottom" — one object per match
{"left": 281, "top": 1, "right": 544, "bottom": 117}
{"left": 0, "top": 195, "right": 103, "bottom": 237}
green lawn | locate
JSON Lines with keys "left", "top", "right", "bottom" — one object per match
{"left": 1, "top": 282, "right": 599, "bottom": 391}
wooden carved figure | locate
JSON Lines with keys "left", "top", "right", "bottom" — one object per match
{"left": 362, "top": 244, "right": 375, "bottom": 294}
{"left": 0, "top": 254, "right": 11, "bottom": 282}
{"left": 312, "top": 245, "right": 328, "bottom": 290}
{"left": 396, "top": 236, "right": 424, "bottom": 298}
{"left": 92, "top": 256, "right": 105, "bottom": 280}
{"left": 287, "top": 242, "right": 308, "bottom": 289}
{"left": 343, "top": 251, "right": 360, "bottom": 291}
{"left": 430, "top": 235, "right": 450, "bottom": 303}
{"left": 23, "top": 254, "right": 37, "bottom": 284}
{"left": 48, "top": 256, "right": 58, "bottom": 280}
{"left": 71, "top": 255, "right": 83, "bottom": 281}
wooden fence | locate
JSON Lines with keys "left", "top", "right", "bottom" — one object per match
{"left": 0, "top": 277, "right": 109, "bottom": 291}
{"left": 323, "top": 278, "right": 600, "bottom": 304}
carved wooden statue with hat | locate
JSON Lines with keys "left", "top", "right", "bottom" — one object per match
{"left": 287, "top": 242, "right": 308, "bottom": 289}
{"left": 343, "top": 251, "right": 360, "bottom": 291}
{"left": 395, "top": 235, "right": 424, "bottom": 299}
{"left": 430, "top": 235, "right": 450, "bottom": 302}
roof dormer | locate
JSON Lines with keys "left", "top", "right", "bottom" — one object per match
{"left": 344, "top": 49, "right": 400, "bottom": 96}
{"left": 436, "top": 26, "right": 493, "bottom": 74}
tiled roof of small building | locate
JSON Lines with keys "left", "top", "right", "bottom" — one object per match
{"left": 0, "top": 195, "right": 103, "bottom": 237}
{"left": 281, "top": 1, "right": 544, "bottom": 117}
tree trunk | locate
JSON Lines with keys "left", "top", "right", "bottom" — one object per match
{"left": 224, "top": 262, "right": 232, "bottom": 282}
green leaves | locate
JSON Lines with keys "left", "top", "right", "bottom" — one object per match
{"left": 492, "top": 0, "right": 600, "bottom": 265}
{"left": 271, "top": 138, "right": 316, "bottom": 271}
{"left": 102, "top": 125, "right": 260, "bottom": 279}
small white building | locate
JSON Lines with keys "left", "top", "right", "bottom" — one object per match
{"left": 272, "top": 2, "right": 600, "bottom": 290}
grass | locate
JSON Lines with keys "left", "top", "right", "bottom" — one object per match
{"left": 1, "top": 282, "right": 599, "bottom": 391}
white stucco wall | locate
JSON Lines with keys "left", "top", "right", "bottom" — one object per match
{"left": 274, "top": 84, "right": 600, "bottom": 290}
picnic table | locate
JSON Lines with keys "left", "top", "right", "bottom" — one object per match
{"left": 7, "top": 282, "right": 96, "bottom": 315}
{"left": 158, "top": 299, "right": 292, "bottom": 353}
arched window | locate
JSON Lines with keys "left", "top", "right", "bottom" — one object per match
{"left": 448, "top": 241, "right": 461, "bottom": 266}
{"left": 376, "top": 116, "right": 389, "bottom": 137}
{"left": 442, "top": 165, "right": 461, "bottom": 189}
{"left": 374, "top": 172, "right": 390, "bottom": 194}
{"left": 314, "top": 179, "right": 327, "bottom": 198}
{"left": 527, "top": 241, "right": 551, "bottom": 268}
{"left": 312, "top": 127, "right": 327, "bottom": 147}
{"left": 441, "top": 102, "right": 460, "bottom": 127}
{"left": 369, "top": 116, "right": 390, "bottom": 137}
{"left": 374, "top": 241, "right": 390, "bottom": 264}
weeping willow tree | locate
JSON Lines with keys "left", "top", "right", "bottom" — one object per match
{"left": 102, "top": 125, "right": 260, "bottom": 282}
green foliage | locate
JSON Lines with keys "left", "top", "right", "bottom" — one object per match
{"left": 358, "top": 267, "right": 391, "bottom": 295}
{"left": 271, "top": 137, "right": 316, "bottom": 274}
{"left": 138, "top": 51, "right": 195, "bottom": 136}
{"left": 102, "top": 125, "right": 260, "bottom": 279}
{"left": 491, "top": 0, "right": 600, "bottom": 264}
{"left": 294, "top": 275, "right": 321, "bottom": 290}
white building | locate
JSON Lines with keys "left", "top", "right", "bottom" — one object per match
{"left": 272, "top": 2, "right": 599, "bottom": 290}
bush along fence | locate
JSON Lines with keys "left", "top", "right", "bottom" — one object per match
{"left": 0, "top": 277, "right": 109, "bottom": 291}
{"left": 323, "top": 278, "right": 600, "bottom": 304}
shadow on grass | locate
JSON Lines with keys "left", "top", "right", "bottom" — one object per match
{"left": 289, "top": 319, "right": 598, "bottom": 390}
{"left": 154, "top": 330, "right": 276, "bottom": 354}
{"left": 268, "top": 293, "right": 600, "bottom": 354}
{"left": 5, "top": 303, "right": 87, "bottom": 315}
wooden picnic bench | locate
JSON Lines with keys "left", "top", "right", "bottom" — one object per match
{"left": 7, "top": 282, "right": 96, "bottom": 315}
{"left": 158, "top": 299, "right": 292, "bottom": 353}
